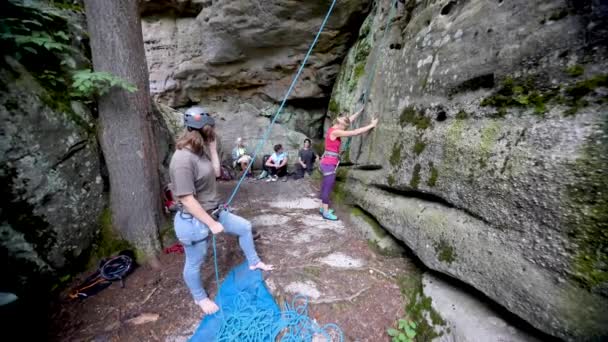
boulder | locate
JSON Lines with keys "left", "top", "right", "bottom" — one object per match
{"left": 0, "top": 57, "right": 104, "bottom": 293}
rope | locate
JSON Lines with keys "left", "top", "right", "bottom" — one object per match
{"left": 214, "top": 294, "right": 343, "bottom": 342}
{"left": 207, "top": 1, "right": 344, "bottom": 341}
{"left": 342, "top": 0, "right": 400, "bottom": 156}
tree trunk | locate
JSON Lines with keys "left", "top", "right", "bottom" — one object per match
{"left": 83, "top": 0, "right": 162, "bottom": 258}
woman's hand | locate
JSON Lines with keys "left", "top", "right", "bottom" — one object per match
{"left": 208, "top": 220, "right": 224, "bottom": 234}
{"left": 370, "top": 117, "right": 379, "bottom": 128}
{"left": 208, "top": 139, "right": 217, "bottom": 151}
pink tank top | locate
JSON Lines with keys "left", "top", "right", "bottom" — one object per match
{"left": 321, "top": 127, "right": 341, "bottom": 166}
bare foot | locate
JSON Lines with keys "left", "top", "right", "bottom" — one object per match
{"left": 250, "top": 261, "right": 274, "bottom": 271}
{"left": 196, "top": 298, "right": 219, "bottom": 314}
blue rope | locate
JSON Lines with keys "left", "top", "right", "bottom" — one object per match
{"left": 208, "top": 1, "right": 344, "bottom": 341}
{"left": 343, "top": 0, "right": 399, "bottom": 155}
{"left": 213, "top": 293, "right": 343, "bottom": 342}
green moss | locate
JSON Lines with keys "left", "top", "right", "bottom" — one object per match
{"left": 387, "top": 174, "right": 396, "bottom": 186}
{"left": 413, "top": 138, "right": 426, "bottom": 156}
{"left": 566, "top": 121, "right": 608, "bottom": 290}
{"left": 331, "top": 180, "right": 348, "bottom": 204}
{"left": 396, "top": 272, "right": 446, "bottom": 340}
{"left": 400, "top": 106, "right": 431, "bottom": 130}
{"left": 455, "top": 110, "right": 469, "bottom": 120}
{"left": 434, "top": 238, "right": 456, "bottom": 264}
{"left": 548, "top": 8, "right": 569, "bottom": 21}
{"left": 566, "top": 65, "right": 585, "bottom": 77}
{"left": 410, "top": 163, "right": 421, "bottom": 189}
{"left": 87, "top": 208, "right": 133, "bottom": 269}
{"left": 328, "top": 98, "right": 340, "bottom": 114}
{"left": 351, "top": 207, "right": 387, "bottom": 238}
{"left": 303, "top": 266, "right": 321, "bottom": 278}
{"left": 427, "top": 163, "right": 439, "bottom": 187}
{"left": 480, "top": 76, "right": 557, "bottom": 116}
{"left": 390, "top": 143, "right": 403, "bottom": 167}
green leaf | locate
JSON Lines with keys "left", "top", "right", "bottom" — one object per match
{"left": 405, "top": 327, "right": 416, "bottom": 338}
{"left": 54, "top": 31, "right": 69, "bottom": 41}
{"left": 408, "top": 321, "right": 417, "bottom": 329}
{"left": 398, "top": 332, "right": 407, "bottom": 341}
{"left": 387, "top": 328, "right": 399, "bottom": 337}
{"left": 398, "top": 319, "right": 407, "bottom": 329}
{"left": 23, "top": 46, "right": 37, "bottom": 54}
{"left": 23, "top": 19, "right": 43, "bottom": 27}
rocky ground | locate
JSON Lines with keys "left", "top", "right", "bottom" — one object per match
{"left": 49, "top": 178, "right": 416, "bottom": 342}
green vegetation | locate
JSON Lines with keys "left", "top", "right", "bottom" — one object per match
{"left": 390, "top": 143, "right": 403, "bottom": 167}
{"left": 351, "top": 207, "right": 387, "bottom": 238}
{"left": 328, "top": 98, "right": 340, "bottom": 114}
{"left": 410, "top": 164, "right": 421, "bottom": 189}
{"left": 566, "top": 122, "right": 608, "bottom": 290}
{"left": 387, "top": 320, "right": 418, "bottom": 342}
{"left": 427, "top": 163, "right": 439, "bottom": 187}
{"left": 480, "top": 77, "right": 556, "bottom": 116}
{"left": 563, "top": 74, "right": 608, "bottom": 116}
{"left": 434, "top": 238, "right": 456, "bottom": 264}
{"left": 400, "top": 106, "right": 431, "bottom": 130}
{"left": 566, "top": 65, "right": 585, "bottom": 77}
{"left": 480, "top": 74, "right": 608, "bottom": 117}
{"left": 387, "top": 174, "right": 396, "bottom": 186}
{"left": 87, "top": 208, "right": 133, "bottom": 268}
{"left": 0, "top": 1, "right": 136, "bottom": 108}
{"left": 455, "top": 110, "right": 469, "bottom": 120}
{"left": 548, "top": 8, "right": 569, "bottom": 21}
{"left": 413, "top": 138, "right": 426, "bottom": 156}
{"left": 393, "top": 272, "right": 446, "bottom": 341}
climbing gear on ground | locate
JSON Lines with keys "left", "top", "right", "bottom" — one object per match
{"left": 69, "top": 250, "right": 136, "bottom": 299}
{"left": 100, "top": 253, "right": 135, "bottom": 288}
{"left": 322, "top": 209, "right": 339, "bottom": 221}
{"left": 164, "top": 242, "right": 184, "bottom": 254}
{"left": 342, "top": 0, "right": 400, "bottom": 156}
{"left": 184, "top": 106, "right": 215, "bottom": 130}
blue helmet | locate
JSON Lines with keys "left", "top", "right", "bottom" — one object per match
{"left": 184, "top": 106, "right": 215, "bottom": 130}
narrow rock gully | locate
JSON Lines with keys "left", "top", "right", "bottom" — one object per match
{"left": 50, "top": 178, "right": 419, "bottom": 341}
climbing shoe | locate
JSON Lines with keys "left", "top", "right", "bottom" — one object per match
{"left": 322, "top": 210, "right": 338, "bottom": 221}
{"left": 319, "top": 208, "right": 334, "bottom": 215}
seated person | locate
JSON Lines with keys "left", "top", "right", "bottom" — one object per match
{"left": 294, "top": 138, "right": 317, "bottom": 179}
{"left": 231, "top": 137, "right": 252, "bottom": 177}
{"left": 264, "top": 144, "right": 288, "bottom": 181}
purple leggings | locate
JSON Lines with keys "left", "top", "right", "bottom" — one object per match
{"left": 319, "top": 163, "right": 338, "bottom": 205}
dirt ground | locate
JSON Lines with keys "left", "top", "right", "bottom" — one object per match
{"left": 49, "top": 178, "right": 418, "bottom": 342}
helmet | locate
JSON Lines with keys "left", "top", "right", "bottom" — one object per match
{"left": 184, "top": 106, "right": 215, "bottom": 130}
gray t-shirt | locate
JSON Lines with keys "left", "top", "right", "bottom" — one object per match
{"left": 169, "top": 148, "right": 220, "bottom": 210}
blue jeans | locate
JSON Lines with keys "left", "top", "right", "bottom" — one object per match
{"left": 173, "top": 209, "right": 261, "bottom": 301}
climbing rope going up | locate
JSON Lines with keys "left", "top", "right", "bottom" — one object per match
{"left": 342, "top": 0, "right": 400, "bottom": 157}
{"left": 203, "top": 0, "right": 345, "bottom": 340}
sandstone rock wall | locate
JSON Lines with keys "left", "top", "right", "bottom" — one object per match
{"left": 330, "top": 0, "right": 608, "bottom": 340}
{"left": 141, "top": 0, "right": 372, "bottom": 159}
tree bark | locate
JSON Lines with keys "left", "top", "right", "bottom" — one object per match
{"left": 84, "top": 0, "right": 162, "bottom": 258}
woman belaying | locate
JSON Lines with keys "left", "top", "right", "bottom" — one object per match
{"left": 170, "top": 106, "right": 273, "bottom": 315}
{"left": 319, "top": 108, "right": 378, "bottom": 220}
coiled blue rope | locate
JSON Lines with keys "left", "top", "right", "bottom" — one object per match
{"left": 213, "top": 293, "right": 343, "bottom": 342}
{"left": 207, "top": 0, "right": 344, "bottom": 341}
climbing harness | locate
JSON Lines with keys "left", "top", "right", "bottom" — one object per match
{"left": 69, "top": 252, "right": 135, "bottom": 299}
{"left": 200, "top": 0, "right": 347, "bottom": 340}
{"left": 342, "top": 0, "right": 400, "bottom": 156}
